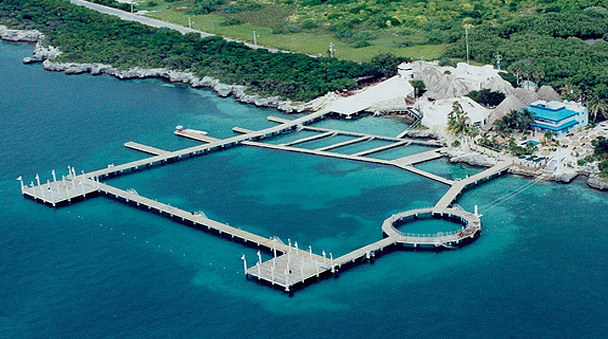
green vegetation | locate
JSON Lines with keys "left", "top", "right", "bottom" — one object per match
{"left": 138, "top": 0, "right": 608, "bottom": 114}
{"left": 592, "top": 136, "right": 608, "bottom": 177}
{"left": 4, "top": 0, "right": 608, "bottom": 109}
{"left": 0, "top": 0, "right": 402, "bottom": 101}
{"left": 506, "top": 138, "right": 536, "bottom": 156}
{"left": 477, "top": 133, "right": 502, "bottom": 152}
{"left": 494, "top": 109, "right": 535, "bottom": 136}
{"left": 466, "top": 89, "right": 505, "bottom": 108}
{"left": 447, "top": 102, "right": 478, "bottom": 137}
{"left": 540, "top": 130, "right": 559, "bottom": 147}
{"left": 90, "top": 0, "right": 130, "bottom": 11}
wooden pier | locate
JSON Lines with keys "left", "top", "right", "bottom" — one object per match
{"left": 124, "top": 141, "right": 169, "bottom": 156}
{"left": 435, "top": 160, "right": 513, "bottom": 209}
{"left": 21, "top": 107, "right": 515, "bottom": 293}
{"left": 282, "top": 131, "right": 335, "bottom": 146}
{"left": 315, "top": 136, "right": 372, "bottom": 152}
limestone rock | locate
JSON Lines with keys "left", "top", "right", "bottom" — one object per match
{"left": 587, "top": 175, "right": 608, "bottom": 190}
{"left": 0, "top": 25, "right": 42, "bottom": 42}
{"left": 441, "top": 147, "right": 497, "bottom": 167}
{"left": 550, "top": 171, "right": 578, "bottom": 183}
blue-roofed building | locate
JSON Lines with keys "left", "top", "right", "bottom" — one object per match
{"left": 527, "top": 100, "right": 588, "bottom": 135}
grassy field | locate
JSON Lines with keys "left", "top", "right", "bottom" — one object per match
{"left": 140, "top": 1, "right": 447, "bottom": 62}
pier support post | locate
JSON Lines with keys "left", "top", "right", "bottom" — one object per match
{"left": 241, "top": 255, "right": 247, "bottom": 277}
{"left": 330, "top": 253, "right": 335, "bottom": 273}
{"left": 17, "top": 176, "right": 24, "bottom": 194}
{"left": 309, "top": 246, "right": 312, "bottom": 260}
{"left": 271, "top": 265, "right": 275, "bottom": 285}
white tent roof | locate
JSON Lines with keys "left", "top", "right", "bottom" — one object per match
{"left": 483, "top": 94, "right": 527, "bottom": 130}
{"left": 420, "top": 96, "right": 490, "bottom": 132}
{"left": 537, "top": 85, "right": 561, "bottom": 102}
{"left": 327, "top": 75, "right": 414, "bottom": 115}
{"left": 424, "top": 73, "right": 470, "bottom": 100}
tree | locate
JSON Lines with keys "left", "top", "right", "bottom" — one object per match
{"left": 517, "top": 108, "right": 535, "bottom": 132}
{"left": 586, "top": 93, "right": 608, "bottom": 122}
{"left": 466, "top": 89, "right": 505, "bottom": 107}
{"left": 410, "top": 80, "right": 426, "bottom": 98}
{"left": 447, "top": 102, "right": 477, "bottom": 136}
{"left": 365, "top": 52, "right": 410, "bottom": 78}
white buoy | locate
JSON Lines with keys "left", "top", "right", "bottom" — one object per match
{"left": 241, "top": 255, "right": 247, "bottom": 277}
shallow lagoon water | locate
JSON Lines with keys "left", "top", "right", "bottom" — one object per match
{"left": 2, "top": 40, "right": 607, "bottom": 338}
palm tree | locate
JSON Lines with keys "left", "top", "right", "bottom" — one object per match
{"left": 586, "top": 94, "right": 608, "bottom": 123}
{"left": 447, "top": 102, "right": 468, "bottom": 136}
{"left": 518, "top": 108, "right": 535, "bottom": 133}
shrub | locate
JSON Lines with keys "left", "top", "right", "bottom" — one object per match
{"left": 301, "top": 19, "right": 318, "bottom": 30}
{"left": 219, "top": 18, "right": 243, "bottom": 26}
{"left": 353, "top": 40, "right": 370, "bottom": 48}
{"left": 222, "top": 3, "right": 243, "bottom": 13}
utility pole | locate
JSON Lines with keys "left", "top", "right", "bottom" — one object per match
{"left": 465, "top": 26, "right": 470, "bottom": 64}
{"left": 188, "top": 17, "right": 192, "bottom": 29}
{"left": 495, "top": 54, "right": 502, "bottom": 70}
{"left": 329, "top": 42, "right": 335, "bottom": 58}
{"left": 130, "top": 2, "right": 134, "bottom": 14}
{"left": 252, "top": 31, "right": 259, "bottom": 47}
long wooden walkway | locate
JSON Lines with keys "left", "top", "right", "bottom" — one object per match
{"left": 124, "top": 142, "right": 169, "bottom": 156}
{"left": 283, "top": 131, "right": 335, "bottom": 146}
{"left": 21, "top": 107, "right": 514, "bottom": 293}
{"left": 435, "top": 160, "right": 513, "bottom": 209}
{"left": 98, "top": 183, "right": 293, "bottom": 253}
{"left": 352, "top": 140, "right": 410, "bottom": 157}
{"left": 315, "top": 136, "right": 372, "bottom": 151}
{"left": 391, "top": 149, "right": 444, "bottom": 166}
{"left": 267, "top": 115, "right": 442, "bottom": 146}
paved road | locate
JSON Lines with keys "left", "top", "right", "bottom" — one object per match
{"left": 69, "top": 0, "right": 280, "bottom": 52}
{"left": 70, "top": 0, "right": 214, "bottom": 37}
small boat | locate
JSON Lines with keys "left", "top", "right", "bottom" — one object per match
{"left": 175, "top": 125, "right": 208, "bottom": 136}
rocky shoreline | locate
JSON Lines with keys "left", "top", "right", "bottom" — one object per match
{"left": 3, "top": 26, "right": 607, "bottom": 192}
{"left": 440, "top": 145, "right": 608, "bottom": 190}
{"left": 1, "top": 25, "right": 309, "bottom": 113}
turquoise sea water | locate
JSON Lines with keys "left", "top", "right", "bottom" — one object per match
{"left": 1, "top": 40, "right": 607, "bottom": 338}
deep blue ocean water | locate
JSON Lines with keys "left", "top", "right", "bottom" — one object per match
{"left": 1, "top": 40, "right": 607, "bottom": 338}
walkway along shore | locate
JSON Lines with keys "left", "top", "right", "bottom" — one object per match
{"left": 20, "top": 110, "right": 511, "bottom": 292}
